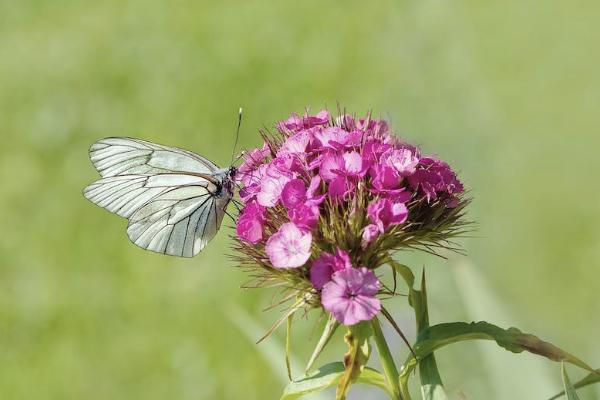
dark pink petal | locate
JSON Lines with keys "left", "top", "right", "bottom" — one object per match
{"left": 281, "top": 179, "right": 307, "bottom": 210}
{"left": 328, "top": 177, "right": 355, "bottom": 200}
{"left": 236, "top": 202, "right": 266, "bottom": 244}
{"left": 289, "top": 204, "right": 320, "bottom": 230}
{"left": 309, "top": 249, "right": 352, "bottom": 290}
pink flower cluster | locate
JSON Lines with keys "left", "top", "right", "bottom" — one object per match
{"left": 235, "top": 110, "right": 463, "bottom": 325}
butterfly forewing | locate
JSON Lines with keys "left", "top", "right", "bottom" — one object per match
{"left": 84, "top": 137, "right": 233, "bottom": 257}
{"left": 90, "top": 137, "right": 220, "bottom": 177}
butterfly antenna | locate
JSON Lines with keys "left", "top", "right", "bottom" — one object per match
{"left": 231, "top": 107, "right": 243, "bottom": 166}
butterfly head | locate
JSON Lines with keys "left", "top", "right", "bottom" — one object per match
{"left": 228, "top": 166, "right": 238, "bottom": 180}
{"left": 215, "top": 166, "right": 237, "bottom": 198}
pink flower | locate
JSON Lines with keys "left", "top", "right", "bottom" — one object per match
{"left": 289, "top": 204, "right": 320, "bottom": 230}
{"left": 239, "top": 142, "right": 270, "bottom": 176}
{"left": 368, "top": 198, "right": 408, "bottom": 230}
{"left": 281, "top": 177, "right": 325, "bottom": 229}
{"left": 238, "top": 163, "right": 267, "bottom": 203}
{"left": 256, "top": 157, "right": 300, "bottom": 207}
{"left": 277, "top": 131, "right": 312, "bottom": 157}
{"left": 328, "top": 176, "right": 356, "bottom": 200}
{"left": 281, "top": 179, "right": 308, "bottom": 209}
{"left": 342, "top": 151, "right": 366, "bottom": 177}
{"left": 277, "top": 110, "right": 330, "bottom": 132}
{"left": 265, "top": 223, "right": 312, "bottom": 268}
{"left": 370, "top": 164, "right": 399, "bottom": 189}
{"left": 310, "top": 248, "right": 352, "bottom": 290}
{"left": 257, "top": 174, "right": 291, "bottom": 207}
{"left": 313, "top": 127, "right": 348, "bottom": 149}
{"left": 362, "top": 199, "right": 409, "bottom": 246}
{"left": 408, "top": 157, "right": 464, "bottom": 202}
{"left": 236, "top": 202, "right": 265, "bottom": 244}
{"left": 321, "top": 267, "right": 381, "bottom": 325}
{"left": 318, "top": 151, "right": 344, "bottom": 181}
{"left": 361, "top": 224, "right": 381, "bottom": 248}
{"left": 381, "top": 147, "right": 419, "bottom": 176}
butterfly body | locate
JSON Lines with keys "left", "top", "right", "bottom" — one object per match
{"left": 84, "top": 137, "right": 237, "bottom": 257}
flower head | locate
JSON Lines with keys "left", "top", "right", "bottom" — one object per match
{"left": 233, "top": 108, "right": 469, "bottom": 326}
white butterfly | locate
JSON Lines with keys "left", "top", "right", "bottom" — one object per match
{"left": 83, "top": 137, "right": 237, "bottom": 257}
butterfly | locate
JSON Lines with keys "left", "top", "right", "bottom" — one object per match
{"left": 83, "top": 110, "right": 245, "bottom": 257}
{"left": 83, "top": 137, "right": 239, "bottom": 257}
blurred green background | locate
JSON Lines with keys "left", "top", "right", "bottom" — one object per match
{"left": 1, "top": 1, "right": 599, "bottom": 399}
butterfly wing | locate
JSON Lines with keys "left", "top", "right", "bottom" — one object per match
{"left": 89, "top": 137, "right": 220, "bottom": 177}
{"left": 84, "top": 138, "right": 232, "bottom": 257}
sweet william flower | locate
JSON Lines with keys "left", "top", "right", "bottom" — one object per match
{"left": 238, "top": 142, "right": 270, "bottom": 176}
{"left": 310, "top": 248, "right": 352, "bottom": 290}
{"left": 289, "top": 204, "right": 320, "bottom": 230}
{"left": 234, "top": 108, "right": 467, "bottom": 329}
{"left": 281, "top": 179, "right": 308, "bottom": 209}
{"left": 361, "top": 198, "right": 409, "bottom": 246}
{"left": 265, "top": 223, "right": 312, "bottom": 268}
{"left": 236, "top": 202, "right": 265, "bottom": 244}
{"left": 277, "top": 109, "right": 330, "bottom": 132}
{"left": 368, "top": 198, "right": 409, "bottom": 230}
{"left": 381, "top": 147, "right": 419, "bottom": 176}
{"left": 321, "top": 267, "right": 381, "bottom": 326}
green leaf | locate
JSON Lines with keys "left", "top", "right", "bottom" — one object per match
{"left": 280, "top": 362, "right": 390, "bottom": 400}
{"left": 415, "top": 272, "right": 448, "bottom": 400}
{"left": 388, "top": 259, "right": 415, "bottom": 289}
{"left": 561, "top": 363, "right": 581, "bottom": 400}
{"left": 371, "top": 317, "right": 401, "bottom": 400}
{"left": 305, "top": 314, "right": 339, "bottom": 373}
{"left": 390, "top": 264, "right": 448, "bottom": 400}
{"left": 400, "top": 321, "right": 598, "bottom": 383}
{"left": 548, "top": 368, "right": 600, "bottom": 400}
{"left": 420, "top": 356, "right": 448, "bottom": 400}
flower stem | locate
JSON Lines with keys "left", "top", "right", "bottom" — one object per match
{"left": 371, "top": 317, "right": 402, "bottom": 400}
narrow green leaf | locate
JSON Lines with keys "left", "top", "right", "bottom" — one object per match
{"left": 400, "top": 321, "right": 598, "bottom": 383}
{"left": 390, "top": 265, "right": 448, "bottom": 400}
{"left": 416, "top": 271, "right": 448, "bottom": 400}
{"left": 420, "top": 356, "right": 448, "bottom": 400}
{"left": 371, "top": 317, "right": 401, "bottom": 400}
{"left": 305, "top": 314, "right": 339, "bottom": 373}
{"left": 280, "top": 362, "right": 390, "bottom": 400}
{"left": 388, "top": 259, "right": 415, "bottom": 289}
{"left": 548, "top": 368, "right": 600, "bottom": 400}
{"left": 286, "top": 314, "right": 293, "bottom": 381}
{"left": 561, "top": 363, "right": 581, "bottom": 400}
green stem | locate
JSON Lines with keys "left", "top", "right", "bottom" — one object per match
{"left": 371, "top": 317, "right": 402, "bottom": 400}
